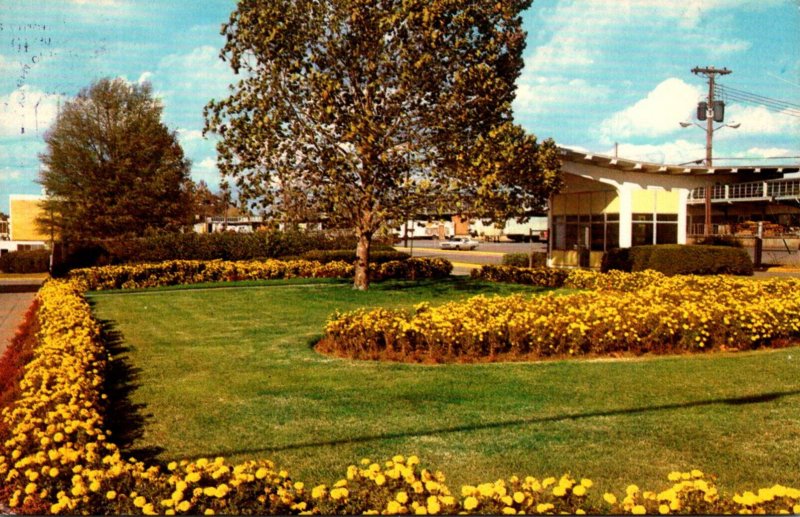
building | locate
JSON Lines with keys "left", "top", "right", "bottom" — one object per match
{"left": 551, "top": 148, "right": 800, "bottom": 268}
{"left": 0, "top": 194, "right": 49, "bottom": 255}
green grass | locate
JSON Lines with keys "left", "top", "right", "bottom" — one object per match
{"left": 89, "top": 277, "right": 800, "bottom": 496}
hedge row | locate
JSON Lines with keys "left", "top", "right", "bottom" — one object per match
{"left": 1, "top": 279, "right": 797, "bottom": 514}
{"left": 299, "top": 249, "right": 410, "bottom": 264}
{"left": 322, "top": 273, "right": 800, "bottom": 362}
{"left": 601, "top": 244, "right": 753, "bottom": 276}
{"left": 0, "top": 249, "right": 50, "bottom": 274}
{"left": 53, "top": 230, "right": 398, "bottom": 273}
{"left": 66, "top": 257, "right": 452, "bottom": 291}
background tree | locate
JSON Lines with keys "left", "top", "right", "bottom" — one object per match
{"left": 205, "top": 0, "right": 561, "bottom": 289}
{"left": 39, "top": 78, "right": 193, "bottom": 244}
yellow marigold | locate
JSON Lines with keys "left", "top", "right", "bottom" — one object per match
{"left": 552, "top": 485, "right": 567, "bottom": 497}
{"left": 536, "top": 503, "right": 554, "bottom": 513}
{"left": 397, "top": 491, "right": 409, "bottom": 504}
{"left": 691, "top": 469, "right": 703, "bottom": 478}
{"left": 667, "top": 472, "right": 682, "bottom": 482}
{"left": 204, "top": 509, "right": 215, "bottom": 515}
{"left": 573, "top": 485, "right": 587, "bottom": 497}
{"left": 386, "top": 500, "right": 402, "bottom": 514}
{"left": 603, "top": 493, "right": 617, "bottom": 505}
{"left": 632, "top": 505, "right": 647, "bottom": 515}
{"left": 513, "top": 491, "right": 525, "bottom": 504}
{"left": 312, "top": 485, "right": 327, "bottom": 499}
{"left": 580, "top": 478, "right": 593, "bottom": 488}
{"left": 626, "top": 485, "right": 640, "bottom": 496}
{"left": 375, "top": 473, "right": 387, "bottom": 486}
{"left": 134, "top": 496, "right": 147, "bottom": 508}
{"left": 106, "top": 490, "right": 117, "bottom": 500}
{"left": 502, "top": 507, "right": 516, "bottom": 515}
{"left": 659, "top": 504, "right": 670, "bottom": 514}
{"left": 463, "top": 496, "right": 479, "bottom": 511}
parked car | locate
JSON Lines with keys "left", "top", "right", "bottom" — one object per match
{"left": 440, "top": 237, "right": 479, "bottom": 250}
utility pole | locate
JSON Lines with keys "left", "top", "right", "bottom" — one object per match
{"left": 691, "top": 66, "right": 731, "bottom": 236}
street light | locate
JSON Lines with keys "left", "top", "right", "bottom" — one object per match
{"left": 679, "top": 119, "right": 740, "bottom": 236}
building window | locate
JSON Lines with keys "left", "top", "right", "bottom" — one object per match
{"left": 554, "top": 213, "right": 619, "bottom": 251}
{"left": 633, "top": 213, "right": 678, "bottom": 246}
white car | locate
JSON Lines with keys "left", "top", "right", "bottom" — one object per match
{"left": 439, "top": 237, "right": 479, "bottom": 250}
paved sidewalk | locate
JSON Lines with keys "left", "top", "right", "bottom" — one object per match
{"left": 0, "top": 280, "right": 42, "bottom": 358}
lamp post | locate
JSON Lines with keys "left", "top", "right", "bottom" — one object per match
{"left": 679, "top": 120, "right": 740, "bottom": 236}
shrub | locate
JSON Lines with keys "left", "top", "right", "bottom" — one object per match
{"left": 0, "top": 249, "right": 50, "bottom": 274}
{"left": 601, "top": 245, "right": 753, "bottom": 276}
{"left": 501, "top": 252, "right": 547, "bottom": 268}
{"left": 471, "top": 265, "right": 569, "bottom": 288}
{"left": 300, "top": 249, "right": 410, "bottom": 264}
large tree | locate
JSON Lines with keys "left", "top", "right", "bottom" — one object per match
{"left": 205, "top": 0, "right": 561, "bottom": 289}
{"left": 39, "top": 78, "right": 193, "bottom": 243}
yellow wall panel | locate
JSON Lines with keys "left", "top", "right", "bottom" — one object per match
{"left": 655, "top": 190, "right": 680, "bottom": 213}
{"left": 10, "top": 197, "right": 48, "bottom": 241}
{"left": 632, "top": 190, "right": 655, "bottom": 213}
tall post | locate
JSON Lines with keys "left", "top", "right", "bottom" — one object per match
{"left": 692, "top": 66, "right": 731, "bottom": 236}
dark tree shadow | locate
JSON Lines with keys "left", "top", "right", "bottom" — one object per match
{"left": 95, "top": 314, "right": 164, "bottom": 463}
{"left": 202, "top": 389, "right": 800, "bottom": 459}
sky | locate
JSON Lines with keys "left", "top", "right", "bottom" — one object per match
{"left": 1, "top": 0, "right": 798, "bottom": 214}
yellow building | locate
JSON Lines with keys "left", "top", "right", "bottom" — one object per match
{"left": 551, "top": 149, "right": 800, "bottom": 268}
{"left": 1, "top": 194, "right": 49, "bottom": 254}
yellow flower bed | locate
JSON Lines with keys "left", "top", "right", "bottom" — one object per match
{"left": 1, "top": 276, "right": 799, "bottom": 514}
{"left": 67, "top": 257, "right": 453, "bottom": 291}
{"left": 324, "top": 274, "right": 800, "bottom": 360}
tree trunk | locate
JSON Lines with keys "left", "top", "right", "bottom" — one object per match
{"left": 354, "top": 231, "right": 372, "bottom": 290}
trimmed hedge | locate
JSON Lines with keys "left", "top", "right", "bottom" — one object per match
{"left": 300, "top": 249, "right": 410, "bottom": 264}
{"left": 0, "top": 249, "right": 50, "bottom": 273}
{"left": 501, "top": 252, "right": 547, "bottom": 268}
{"left": 471, "top": 264, "right": 569, "bottom": 287}
{"left": 54, "top": 230, "right": 400, "bottom": 274}
{"left": 601, "top": 245, "right": 753, "bottom": 276}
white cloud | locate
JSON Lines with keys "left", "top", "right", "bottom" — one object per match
{"left": 604, "top": 139, "right": 706, "bottom": 165}
{"left": 0, "top": 87, "right": 63, "bottom": 138}
{"left": 137, "top": 71, "right": 153, "bottom": 85}
{"left": 602, "top": 139, "right": 705, "bottom": 165}
{"left": 151, "top": 45, "right": 235, "bottom": 129}
{"left": 717, "top": 103, "right": 800, "bottom": 137}
{"left": 514, "top": 77, "right": 610, "bottom": 114}
{"left": 0, "top": 169, "right": 22, "bottom": 182}
{"left": 191, "top": 157, "right": 221, "bottom": 187}
{"left": 597, "top": 78, "right": 702, "bottom": 143}
{"left": 739, "top": 147, "right": 796, "bottom": 160}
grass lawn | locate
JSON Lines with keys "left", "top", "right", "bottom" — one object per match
{"left": 89, "top": 277, "right": 800, "bottom": 496}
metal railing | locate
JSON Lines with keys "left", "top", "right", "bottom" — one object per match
{"left": 688, "top": 178, "right": 800, "bottom": 203}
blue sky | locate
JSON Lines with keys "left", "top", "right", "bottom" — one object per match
{"left": 1, "top": 0, "right": 798, "bottom": 214}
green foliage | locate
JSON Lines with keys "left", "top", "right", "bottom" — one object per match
{"left": 39, "top": 78, "right": 193, "bottom": 243}
{"left": 501, "top": 252, "right": 547, "bottom": 268}
{"left": 204, "top": 0, "right": 561, "bottom": 288}
{"left": 301, "top": 249, "right": 410, "bottom": 264}
{"left": 601, "top": 245, "right": 754, "bottom": 276}
{"left": 0, "top": 249, "right": 50, "bottom": 273}
{"left": 471, "top": 264, "right": 569, "bottom": 287}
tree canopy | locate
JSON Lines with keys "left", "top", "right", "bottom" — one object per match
{"left": 39, "top": 78, "right": 193, "bottom": 243}
{"left": 205, "top": 0, "right": 561, "bottom": 289}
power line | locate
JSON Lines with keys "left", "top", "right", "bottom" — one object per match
{"left": 718, "top": 84, "right": 800, "bottom": 109}
{"left": 715, "top": 84, "right": 800, "bottom": 117}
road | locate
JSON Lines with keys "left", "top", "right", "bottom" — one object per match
{"left": 395, "top": 239, "right": 547, "bottom": 275}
